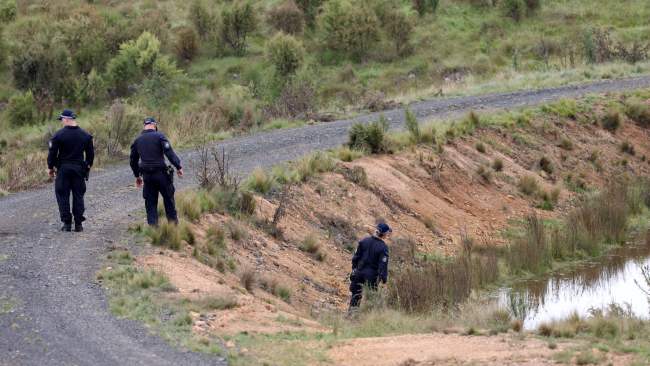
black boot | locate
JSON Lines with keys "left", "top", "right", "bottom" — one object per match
{"left": 61, "top": 223, "right": 72, "bottom": 232}
{"left": 74, "top": 222, "right": 83, "bottom": 232}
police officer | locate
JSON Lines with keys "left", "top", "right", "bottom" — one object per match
{"left": 348, "top": 223, "right": 392, "bottom": 311}
{"left": 129, "top": 117, "right": 183, "bottom": 226}
{"left": 47, "top": 109, "right": 94, "bottom": 232}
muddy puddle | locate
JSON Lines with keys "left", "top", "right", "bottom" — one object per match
{"left": 497, "top": 244, "right": 650, "bottom": 330}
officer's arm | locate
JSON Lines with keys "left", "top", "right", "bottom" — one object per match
{"left": 47, "top": 136, "right": 59, "bottom": 170}
{"left": 160, "top": 135, "right": 182, "bottom": 170}
{"left": 378, "top": 246, "right": 389, "bottom": 284}
{"left": 85, "top": 136, "right": 95, "bottom": 168}
{"left": 129, "top": 142, "right": 141, "bottom": 178}
{"left": 351, "top": 241, "right": 364, "bottom": 270}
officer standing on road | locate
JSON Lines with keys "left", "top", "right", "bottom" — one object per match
{"left": 129, "top": 117, "right": 183, "bottom": 226}
{"left": 47, "top": 109, "right": 94, "bottom": 232}
{"left": 348, "top": 223, "right": 392, "bottom": 311}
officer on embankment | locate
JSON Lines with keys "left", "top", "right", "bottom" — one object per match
{"left": 348, "top": 223, "right": 392, "bottom": 311}
{"left": 129, "top": 117, "right": 183, "bottom": 226}
{"left": 47, "top": 109, "right": 95, "bottom": 232}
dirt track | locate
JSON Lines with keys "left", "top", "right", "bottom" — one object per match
{"left": 2, "top": 76, "right": 650, "bottom": 365}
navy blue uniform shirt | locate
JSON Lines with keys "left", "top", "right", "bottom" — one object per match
{"left": 352, "top": 236, "right": 389, "bottom": 283}
{"left": 47, "top": 126, "right": 94, "bottom": 169}
{"left": 129, "top": 130, "right": 182, "bottom": 177}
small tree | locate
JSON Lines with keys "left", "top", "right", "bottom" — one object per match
{"left": 383, "top": 8, "right": 415, "bottom": 57}
{"left": 174, "top": 27, "right": 199, "bottom": 63}
{"left": 0, "top": 0, "right": 16, "bottom": 23}
{"left": 267, "top": 0, "right": 305, "bottom": 35}
{"left": 502, "top": 0, "right": 526, "bottom": 21}
{"left": 106, "top": 31, "right": 162, "bottom": 96}
{"left": 319, "top": 0, "right": 380, "bottom": 62}
{"left": 266, "top": 33, "right": 305, "bottom": 77}
{"left": 295, "top": 0, "right": 323, "bottom": 27}
{"left": 6, "top": 91, "right": 37, "bottom": 127}
{"left": 188, "top": 0, "right": 217, "bottom": 40}
{"left": 219, "top": 2, "right": 257, "bottom": 56}
{"left": 412, "top": 0, "right": 439, "bottom": 16}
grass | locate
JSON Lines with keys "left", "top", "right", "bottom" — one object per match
{"left": 98, "top": 250, "right": 226, "bottom": 355}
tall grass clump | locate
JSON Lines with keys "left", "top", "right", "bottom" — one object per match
{"left": 295, "top": 151, "right": 336, "bottom": 182}
{"left": 600, "top": 110, "right": 622, "bottom": 132}
{"left": 246, "top": 168, "right": 276, "bottom": 194}
{"left": 348, "top": 117, "right": 389, "bottom": 154}
{"left": 507, "top": 214, "right": 551, "bottom": 274}
{"left": 624, "top": 101, "right": 650, "bottom": 128}
{"left": 404, "top": 108, "right": 420, "bottom": 144}
{"left": 146, "top": 220, "right": 182, "bottom": 250}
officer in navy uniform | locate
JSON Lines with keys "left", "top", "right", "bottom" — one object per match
{"left": 348, "top": 223, "right": 392, "bottom": 311}
{"left": 129, "top": 117, "right": 183, "bottom": 226}
{"left": 47, "top": 109, "right": 94, "bottom": 232}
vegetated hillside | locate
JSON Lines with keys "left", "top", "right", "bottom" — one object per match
{"left": 120, "top": 92, "right": 650, "bottom": 364}
{"left": 1, "top": 0, "right": 650, "bottom": 193}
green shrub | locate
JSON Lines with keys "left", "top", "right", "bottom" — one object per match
{"left": 295, "top": 0, "right": 323, "bottom": 27}
{"left": 383, "top": 8, "right": 414, "bottom": 57}
{"left": 266, "top": 33, "right": 304, "bottom": 77}
{"left": 6, "top": 91, "right": 38, "bottom": 127}
{"left": 492, "top": 158, "right": 504, "bottom": 172}
{"left": 348, "top": 118, "right": 389, "bottom": 153}
{"left": 624, "top": 102, "right": 650, "bottom": 128}
{"left": 405, "top": 108, "right": 420, "bottom": 143}
{"left": 600, "top": 109, "right": 622, "bottom": 132}
{"left": 502, "top": 0, "right": 526, "bottom": 21}
{"left": 300, "top": 234, "right": 320, "bottom": 253}
{"left": 319, "top": 0, "right": 380, "bottom": 61}
{"left": 267, "top": 0, "right": 305, "bottom": 35}
{"left": 0, "top": 0, "right": 16, "bottom": 22}
{"left": 475, "top": 142, "right": 487, "bottom": 154}
{"left": 295, "top": 151, "right": 336, "bottom": 181}
{"left": 559, "top": 137, "right": 574, "bottom": 150}
{"left": 412, "top": 0, "right": 439, "bottom": 16}
{"left": 219, "top": 2, "right": 257, "bottom": 56}
{"left": 276, "top": 285, "right": 292, "bottom": 302}
{"left": 188, "top": 0, "right": 217, "bottom": 40}
{"left": 332, "top": 146, "right": 364, "bottom": 162}
{"left": 476, "top": 165, "right": 492, "bottom": 183}
{"left": 174, "top": 27, "right": 199, "bottom": 63}
{"left": 524, "top": 0, "right": 542, "bottom": 13}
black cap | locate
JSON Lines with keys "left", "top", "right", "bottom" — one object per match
{"left": 144, "top": 117, "right": 157, "bottom": 125}
{"left": 57, "top": 109, "right": 76, "bottom": 121}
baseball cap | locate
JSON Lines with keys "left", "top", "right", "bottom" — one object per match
{"left": 57, "top": 109, "right": 77, "bottom": 121}
{"left": 144, "top": 117, "right": 157, "bottom": 125}
{"left": 377, "top": 223, "right": 392, "bottom": 235}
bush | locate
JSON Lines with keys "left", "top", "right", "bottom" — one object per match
{"left": 383, "top": 8, "right": 414, "bottom": 57}
{"left": 518, "top": 175, "right": 539, "bottom": 196}
{"left": 625, "top": 102, "right": 650, "bottom": 128}
{"left": 106, "top": 31, "right": 162, "bottom": 95}
{"left": 502, "top": 0, "right": 526, "bottom": 21}
{"left": 492, "top": 158, "right": 504, "bottom": 172}
{"left": 267, "top": 0, "right": 305, "bottom": 35}
{"left": 600, "top": 109, "right": 622, "bottom": 132}
{"left": 524, "top": 0, "right": 541, "bottom": 13}
{"left": 412, "top": 0, "right": 439, "bottom": 16}
{"left": 295, "top": 0, "right": 323, "bottom": 27}
{"left": 10, "top": 24, "right": 73, "bottom": 113}
{"left": 319, "top": 0, "right": 380, "bottom": 61}
{"left": 174, "top": 27, "right": 199, "bottom": 63}
{"left": 188, "top": 0, "right": 217, "bottom": 40}
{"left": 246, "top": 168, "right": 275, "bottom": 194}
{"left": 559, "top": 137, "right": 574, "bottom": 150}
{"left": 405, "top": 108, "right": 420, "bottom": 143}
{"left": 539, "top": 156, "right": 553, "bottom": 175}
{"left": 620, "top": 141, "right": 635, "bottom": 155}
{"left": 147, "top": 221, "right": 182, "bottom": 250}
{"left": 239, "top": 266, "right": 257, "bottom": 291}
{"left": 475, "top": 142, "right": 487, "bottom": 154}
{"left": 476, "top": 165, "right": 492, "bottom": 183}
{"left": 6, "top": 91, "right": 38, "bottom": 127}
{"left": 348, "top": 118, "right": 389, "bottom": 153}
{"left": 295, "top": 151, "right": 336, "bottom": 181}
{"left": 219, "top": 2, "right": 257, "bottom": 56}
{"left": 266, "top": 33, "right": 305, "bottom": 77}
{"left": 0, "top": 0, "right": 16, "bottom": 22}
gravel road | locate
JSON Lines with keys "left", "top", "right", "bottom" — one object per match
{"left": 2, "top": 76, "right": 650, "bottom": 366}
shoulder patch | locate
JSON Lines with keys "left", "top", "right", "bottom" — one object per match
{"left": 163, "top": 141, "right": 171, "bottom": 150}
{"left": 382, "top": 256, "right": 387, "bottom": 262}
{"left": 48, "top": 141, "right": 53, "bottom": 149}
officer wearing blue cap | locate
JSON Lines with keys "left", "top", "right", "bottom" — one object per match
{"left": 47, "top": 109, "right": 95, "bottom": 232}
{"left": 129, "top": 117, "right": 183, "bottom": 226}
{"left": 348, "top": 222, "right": 392, "bottom": 310}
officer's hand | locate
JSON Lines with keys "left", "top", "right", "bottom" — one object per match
{"left": 48, "top": 169, "right": 55, "bottom": 178}
{"left": 135, "top": 177, "right": 143, "bottom": 188}
{"left": 177, "top": 169, "right": 184, "bottom": 178}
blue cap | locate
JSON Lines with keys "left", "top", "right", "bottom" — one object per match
{"left": 144, "top": 117, "right": 157, "bottom": 125}
{"left": 377, "top": 223, "right": 392, "bottom": 235}
{"left": 57, "top": 109, "right": 76, "bottom": 120}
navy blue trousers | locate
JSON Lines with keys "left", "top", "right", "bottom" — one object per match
{"left": 55, "top": 165, "right": 86, "bottom": 225}
{"left": 142, "top": 170, "right": 177, "bottom": 225}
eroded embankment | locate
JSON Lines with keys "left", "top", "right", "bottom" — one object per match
{"left": 132, "top": 94, "right": 650, "bottom": 342}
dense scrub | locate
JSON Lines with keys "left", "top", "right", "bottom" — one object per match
{"left": 2, "top": 0, "right": 650, "bottom": 193}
